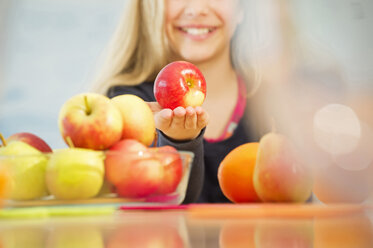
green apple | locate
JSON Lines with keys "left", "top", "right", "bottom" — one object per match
{"left": 0, "top": 141, "right": 48, "bottom": 200}
{"left": 46, "top": 148, "right": 105, "bottom": 200}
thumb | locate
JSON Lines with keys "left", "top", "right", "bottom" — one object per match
{"left": 147, "top": 101, "right": 163, "bottom": 113}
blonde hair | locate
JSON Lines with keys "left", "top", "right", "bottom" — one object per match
{"left": 92, "top": 0, "right": 259, "bottom": 95}
{"left": 92, "top": 0, "right": 170, "bottom": 93}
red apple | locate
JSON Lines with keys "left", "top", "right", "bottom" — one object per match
{"left": 154, "top": 61, "right": 207, "bottom": 110}
{"left": 104, "top": 139, "right": 148, "bottom": 185}
{"left": 7, "top": 132, "right": 52, "bottom": 153}
{"left": 105, "top": 139, "right": 164, "bottom": 198}
{"left": 58, "top": 93, "right": 123, "bottom": 150}
{"left": 150, "top": 146, "right": 183, "bottom": 195}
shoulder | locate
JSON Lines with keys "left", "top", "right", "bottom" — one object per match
{"left": 106, "top": 81, "right": 155, "bottom": 102}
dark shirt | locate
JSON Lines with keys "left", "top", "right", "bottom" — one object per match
{"left": 107, "top": 82, "right": 253, "bottom": 203}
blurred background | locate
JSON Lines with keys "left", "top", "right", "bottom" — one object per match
{"left": 0, "top": 0, "right": 125, "bottom": 148}
{"left": 0, "top": 0, "right": 372, "bottom": 204}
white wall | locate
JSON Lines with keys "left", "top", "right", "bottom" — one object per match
{"left": 0, "top": 0, "right": 125, "bottom": 149}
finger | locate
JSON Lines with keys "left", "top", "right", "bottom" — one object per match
{"left": 185, "top": 106, "right": 197, "bottom": 129}
{"left": 195, "top": 106, "right": 203, "bottom": 115}
{"left": 170, "top": 106, "right": 186, "bottom": 128}
{"left": 197, "top": 108, "right": 209, "bottom": 129}
{"left": 147, "top": 101, "right": 163, "bottom": 113}
{"left": 154, "top": 109, "right": 173, "bottom": 130}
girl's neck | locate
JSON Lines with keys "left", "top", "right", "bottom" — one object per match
{"left": 195, "top": 51, "right": 237, "bottom": 96}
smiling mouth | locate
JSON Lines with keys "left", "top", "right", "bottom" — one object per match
{"left": 179, "top": 27, "right": 216, "bottom": 35}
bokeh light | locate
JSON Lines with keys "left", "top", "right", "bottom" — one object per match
{"left": 313, "top": 104, "right": 361, "bottom": 156}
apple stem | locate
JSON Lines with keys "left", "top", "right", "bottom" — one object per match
{"left": 66, "top": 136, "right": 75, "bottom": 148}
{"left": 84, "top": 95, "right": 91, "bottom": 115}
{"left": 0, "top": 133, "right": 6, "bottom": 146}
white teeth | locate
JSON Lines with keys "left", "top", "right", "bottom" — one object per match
{"left": 181, "top": 28, "right": 211, "bottom": 35}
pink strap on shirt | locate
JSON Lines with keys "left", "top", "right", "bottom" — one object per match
{"left": 205, "top": 76, "right": 247, "bottom": 143}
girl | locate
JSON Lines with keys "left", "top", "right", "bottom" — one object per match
{"left": 92, "top": 0, "right": 262, "bottom": 203}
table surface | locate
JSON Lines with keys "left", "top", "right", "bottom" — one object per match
{"left": 0, "top": 204, "right": 373, "bottom": 248}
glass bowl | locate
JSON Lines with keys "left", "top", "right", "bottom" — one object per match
{"left": 0, "top": 148, "right": 194, "bottom": 208}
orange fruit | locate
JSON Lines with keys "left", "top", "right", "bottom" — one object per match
{"left": 0, "top": 166, "right": 10, "bottom": 203}
{"left": 218, "top": 142, "right": 260, "bottom": 203}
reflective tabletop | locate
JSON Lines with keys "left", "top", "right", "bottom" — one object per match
{"left": 1, "top": 204, "right": 372, "bottom": 248}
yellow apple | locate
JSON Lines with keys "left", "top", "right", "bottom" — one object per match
{"left": 0, "top": 141, "right": 48, "bottom": 200}
{"left": 111, "top": 94, "right": 155, "bottom": 146}
{"left": 46, "top": 148, "right": 105, "bottom": 200}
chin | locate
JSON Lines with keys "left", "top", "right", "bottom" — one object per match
{"left": 179, "top": 50, "right": 217, "bottom": 65}
{"left": 178, "top": 41, "right": 227, "bottom": 64}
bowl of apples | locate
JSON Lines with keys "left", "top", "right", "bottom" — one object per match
{"left": 0, "top": 133, "right": 194, "bottom": 208}
{"left": 1, "top": 59, "right": 207, "bottom": 208}
{"left": 103, "top": 139, "right": 194, "bottom": 204}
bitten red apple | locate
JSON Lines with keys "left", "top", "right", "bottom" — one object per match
{"left": 104, "top": 139, "right": 164, "bottom": 198}
{"left": 7, "top": 132, "right": 52, "bottom": 153}
{"left": 154, "top": 61, "right": 206, "bottom": 110}
{"left": 58, "top": 93, "right": 123, "bottom": 150}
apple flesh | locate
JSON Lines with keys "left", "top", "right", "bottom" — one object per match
{"left": 46, "top": 148, "right": 105, "bottom": 200}
{"left": 253, "top": 132, "right": 313, "bottom": 203}
{"left": 7, "top": 132, "right": 52, "bottom": 153}
{"left": 111, "top": 94, "right": 156, "bottom": 147}
{"left": 0, "top": 141, "right": 48, "bottom": 200}
{"left": 59, "top": 93, "right": 123, "bottom": 150}
{"left": 105, "top": 139, "right": 163, "bottom": 198}
{"left": 154, "top": 61, "right": 207, "bottom": 110}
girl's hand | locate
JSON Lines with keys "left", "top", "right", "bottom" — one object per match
{"left": 147, "top": 102, "right": 209, "bottom": 141}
